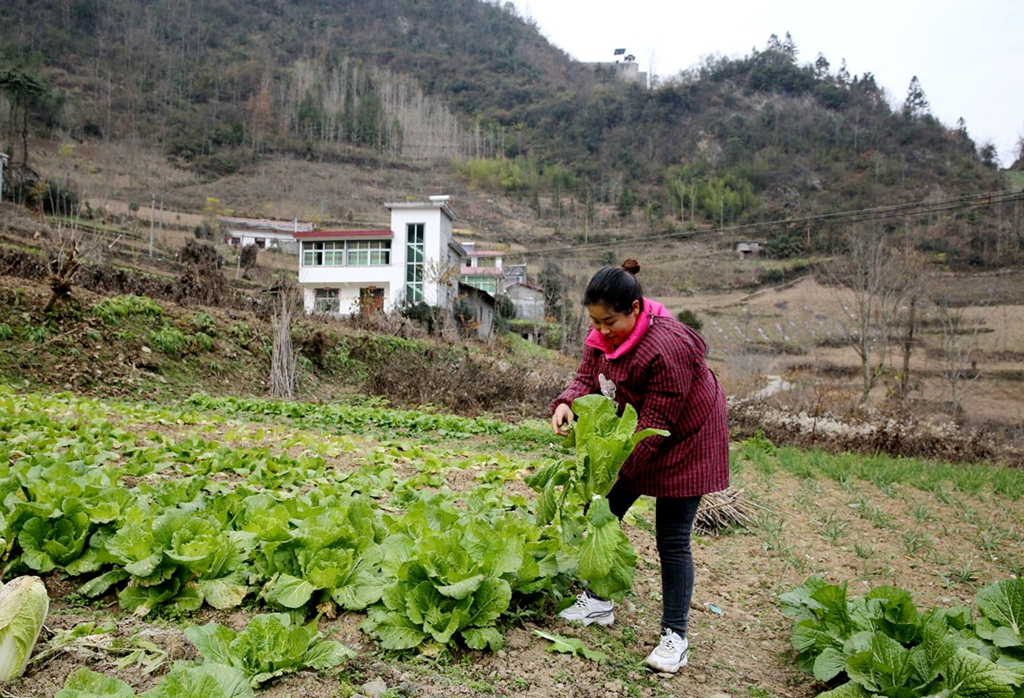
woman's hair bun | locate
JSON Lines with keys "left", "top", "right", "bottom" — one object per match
{"left": 621, "top": 259, "right": 641, "bottom": 275}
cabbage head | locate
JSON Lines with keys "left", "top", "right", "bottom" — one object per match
{"left": 0, "top": 576, "right": 49, "bottom": 681}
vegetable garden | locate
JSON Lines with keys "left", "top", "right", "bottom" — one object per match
{"left": 2, "top": 386, "right": 1023, "bottom": 697}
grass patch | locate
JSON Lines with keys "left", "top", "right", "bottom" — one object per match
{"left": 733, "top": 439, "right": 1024, "bottom": 500}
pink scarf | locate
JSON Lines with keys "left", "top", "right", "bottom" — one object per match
{"left": 584, "top": 298, "right": 671, "bottom": 360}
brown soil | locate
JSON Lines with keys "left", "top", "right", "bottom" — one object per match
{"left": 662, "top": 273, "right": 1024, "bottom": 430}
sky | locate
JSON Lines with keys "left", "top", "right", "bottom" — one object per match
{"left": 510, "top": 0, "right": 1023, "bottom": 168}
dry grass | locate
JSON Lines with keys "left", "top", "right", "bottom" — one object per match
{"left": 694, "top": 487, "right": 761, "bottom": 535}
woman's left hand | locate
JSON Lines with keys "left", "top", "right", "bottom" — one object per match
{"left": 551, "top": 403, "right": 574, "bottom": 436}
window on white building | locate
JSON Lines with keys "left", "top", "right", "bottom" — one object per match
{"left": 347, "top": 240, "right": 391, "bottom": 266}
{"left": 313, "top": 288, "right": 340, "bottom": 314}
{"left": 302, "top": 240, "right": 390, "bottom": 266}
{"left": 464, "top": 276, "right": 498, "bottom": 294}
{"left": 323, "top": 241, "right": 346, "bottom": 266}
{"left": 303, "top": 242, "right": 325, "bottom": 266}
{"left": 406, "top": 223, "right": 424, "bottom": 303}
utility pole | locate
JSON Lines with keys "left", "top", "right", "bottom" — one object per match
{"left": 149, "top": 194, "right": 155, "bottom": 257}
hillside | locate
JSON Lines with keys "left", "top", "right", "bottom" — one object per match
{"left": 2, "top": 0, "right": 1024, "bottom": 447}
{"left": 3, "top": 188, "right": 1023, "bottom": 470}
{"left": 3, "top": 0, "right": 1020, "bottom": 272}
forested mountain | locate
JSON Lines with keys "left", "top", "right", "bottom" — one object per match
{"left": 2, "top": 0, "right": 1020, "bottom": 266}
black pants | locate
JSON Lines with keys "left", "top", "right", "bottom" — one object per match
{"left": 608, "top": 487, "right": 703, "bottom": 637}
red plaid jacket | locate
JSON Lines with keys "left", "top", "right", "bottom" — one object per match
{"left": 552, "top": 315, "right": 729, "bottom": 498}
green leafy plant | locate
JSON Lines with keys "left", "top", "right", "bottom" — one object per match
{"left": 974, "top": 578, "right": 1024, "bottom": 666}
{"left": 93, "top": 509, "right": 249, "bottom": 617}
{"left": 191, "top": 332, "right": 214, "bottom": 352}
{"left": 17, "top": 502, "right": 92, "bottom": 573}
{"left": 90, "top": 296, "right": 163, "bottom": 326}
{"left": 526, "top": 394, "right": 666, "bottom": 601}
{"left": 20, "top": 325, "right": 50, "bottom": 343}
{"left": 0, "top": 575, "right": 49, "bottom": 681}
{"left": 361, "top": 496, "right": 522, "bottom": 651}
{"left": 253, "top": 496, "right": 387, "bottom": 614}
{"left": 4, "top": 460, "right": 131, "bottom": 577}
{"left": 57, "top": 664, "right": 254, "bottom": 697}
{"left": 226, "top": 321, "right": 252, "bottom": 343}
{"left": 532, "top": 629, "right": 608, "bottom": 663}
{"left": 184, "top": 613, "right": 353, "bottom": 687}
{"left": 779, "top": 575, "right": 1024, "bottom": 697}
{"left": 188, "top": 312, "right": 217, "bottom": 337}
{"left": 149, "top": 325, "right": 188, "bottom": 355}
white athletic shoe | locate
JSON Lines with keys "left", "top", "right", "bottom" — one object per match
{"left": 645, "top": 628, "right": 689, "bottom": 673}
{"left": 557, "top": 591, "right": 614, "bottom": 627}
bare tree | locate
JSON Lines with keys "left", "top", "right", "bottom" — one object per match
{"left": 42, "top": 219, "right": 103, "bottom": 314}
{"left": 891, "top": 246, "right": 932, "bottom": 400}
{"left": 44, "top": 224, "right": 83, "bottom": 313}
{"left": 934, "top": 296, "right": 985, "bottom": 420}
{"left": 269, "top": 285, "right": 299, "bottom": 398}
{"left": 826, "top": 228, "right": 908, "bottom": 406}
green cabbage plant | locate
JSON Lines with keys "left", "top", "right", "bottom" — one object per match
{"left": 527, "top": 394, "right": 667, "bottom": 601}
{"left": 0, "top": 575, "right": 49, "bottom": 681}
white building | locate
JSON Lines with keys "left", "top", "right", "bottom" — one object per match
{"left": 458, "top": 240, "right": 505, "bottom": 295}
{"left": 297, "top": 195, "right": 464, "bottom": 316}
{"left": 735, "top": 240, "right": 764, "bottom": 257}
{"left": 220, "top": 216, "right": 313, "bottom": 253}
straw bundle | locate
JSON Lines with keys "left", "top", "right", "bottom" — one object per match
{"left": 694, "top": 486, "right": 759, "bottom": 535}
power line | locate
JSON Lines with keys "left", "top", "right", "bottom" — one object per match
{"left": 510, "top": 189, "right": 1024, "bottom": 260}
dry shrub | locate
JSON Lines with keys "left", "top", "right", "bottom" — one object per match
{"left": 269, "top": 289, "right": 298, "bottom": 398}
{"left": 0, "top": 247, "right": 47, "bottom": 278}
{"left": 351, "top": 310, "right": 421, "bottom": 339}
{"left": 360, "top": 341, "right": 564, "bottom": 417}
{"left": 298, "top": 328, "right": 332, "bottom": 369}
{"left": 728, "top": 395, "right": 1009, "bottom": 465}
{"left": 175, "top": 240, "right": 229, "bottom": 307}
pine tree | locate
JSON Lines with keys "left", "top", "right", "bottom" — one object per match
{"left": 902, "top": 76, "right": 929, "bottom": 118}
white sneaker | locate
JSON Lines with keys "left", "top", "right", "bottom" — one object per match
{"left": 645, "top": 628, "right": 689, "bottom": 673}
{"left": 557, "top": 592, "right": 614, "bottom": 626}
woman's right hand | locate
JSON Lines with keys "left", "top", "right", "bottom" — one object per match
{"left": 551, "top": 403, "right": 575, "bottom": 436}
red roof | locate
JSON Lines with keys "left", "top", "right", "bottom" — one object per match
{"left": 293, "top": 229, "right": 393, "bottom": 239}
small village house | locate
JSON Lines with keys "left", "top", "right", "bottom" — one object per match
{"left": 458, "top": 240, "right": 505, "bottom": 295}
{"left": 297, "top": 195, "right": 464, "bottom": 317}
{"left": 735, "top": 240, "right": 764, "bottom": 257}
{"left": 504, "top": 282, "right": 545, "bottom": 322}
{"left": 455, "top": 283, "right": 496, "bottom": 341}
{"left": 220, "top": 216, "right": 313, "bottom": 253}
{"left": 456, "top": 245, "right": 545, "bottom": 336}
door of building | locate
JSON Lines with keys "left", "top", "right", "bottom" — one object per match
{"left": 359, "top": 287, "right": 384, "bottom": 318}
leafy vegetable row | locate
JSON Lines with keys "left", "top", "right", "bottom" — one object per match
{"left": 57, "top": 612, "right": 348, "bottom": 697}
{"left": 780, "top": 575, "right": 1024, "bottom": 697}
{"left": 184, "top": 393, "right": 519, "bottom": 438}
{"left": 1, "top": 388, "right": 648, "bottom": 655}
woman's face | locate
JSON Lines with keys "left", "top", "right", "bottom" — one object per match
{"left": 587, "top": 300, "right": 640, "bottom": 347}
